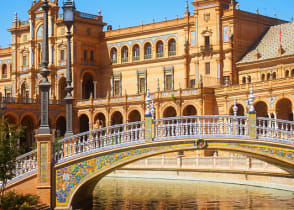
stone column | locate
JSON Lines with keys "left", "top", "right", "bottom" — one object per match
{"left": 35, "top": 134, "right": 54, "bottom": 208}
{"left": 93, "top": 81, "right": 97, "bottom": 99}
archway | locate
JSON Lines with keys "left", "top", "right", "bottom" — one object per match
{"left": 276, "top": 98, "right": 293, "bottom": 121}
{"left": 82, "top": 73, "right": 94, "bottom": 100}
{"left": 254, "top": 101, "right": 268, "bottom": 118}
{"left": 128, "top": 110, "right": 141, "bottom": 122}
{"left": 229, "top": 104, "right": 245, "bottom": 116}
{"left": 94, "top": 113, "right": 106, "bottom": 128}
{"left": 20, "top": 116, "right": 35, "bottom": 152}
{"left": 80, "top": 115, "right": 89, "bottom": 133}
{"left": 183, "top": 105, "right": 197, "bottom": 116}
{"left": 111, "top": 111, "right": 123, "bottom": 125}
{"left": 163, "top": 106, "right": 177, "bottom": 118}
{"left": 56, "top": 116, "right": 66, "bottom": 138}
{"left": 59, "top": 77, "right": 67, "bottom": 100}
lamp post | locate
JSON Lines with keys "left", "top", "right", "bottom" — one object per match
{"left": 38, "top": 0, "right": 51, "bottom": 134}
{"left": 63, "top": 0, "right": 75, "bottom": 137}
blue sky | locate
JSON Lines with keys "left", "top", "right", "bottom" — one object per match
{"left": 0, "top": 0, "right": 293, "bottom": 48}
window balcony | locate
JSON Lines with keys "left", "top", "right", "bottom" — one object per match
{"left": 168, "top": 51, "right": 176, "bottom": 57}
{"left": 121, "top": 57, "right": 128, "bottom": 63}
{"left": 2, "top": 74, "right": 7, "bottom": 79}
{"left": 200, "top": 45, "right": 213, "bottom": 53}
{"left": 111, "top": 59, "right": 117, "bottom": 64}
{"left": 156, "top": 53, "right": 164, "bottom": 58}
{"left": 133, "top": 56, "right": 140, "bottom": 61}
{"left": 144, "top": 55, "right": 151, "bottom": 60}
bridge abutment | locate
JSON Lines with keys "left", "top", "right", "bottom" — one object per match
{"left": 35, "top": 133, "right": 54, "bottom": 208}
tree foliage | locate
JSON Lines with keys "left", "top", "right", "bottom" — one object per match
{"left": 0, "top": 120, "right": 23, "bottom": 196}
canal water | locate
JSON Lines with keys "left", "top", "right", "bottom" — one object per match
{"left": 89, "top": 177, "right": 294, "bottom": 210}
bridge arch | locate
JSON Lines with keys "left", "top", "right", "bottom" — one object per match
{"left": 55, "top": 138, "right": 294, "bottom": 209}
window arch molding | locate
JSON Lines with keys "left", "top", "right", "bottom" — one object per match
{"left": 155, "top": 39, "right": 165, "bottom": 58}
{"left": 121, "top": 45, "right": 129, "bottom": 63}
{"left": 167, "top": 37, "right": 177, "bottom": 56}
{"left": 36, "top": 24, "right": 44, "bottom": 39}
{"left": 131, "top": 43, "right": 141, "bottom": 61}
{"left": 143, "top": 41, "right": 153, "bottom": 60}
{"left": 110, "top": 47, "right": 118, "bottom": 64}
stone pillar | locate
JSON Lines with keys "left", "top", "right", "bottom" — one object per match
{"left": 93, "top": 81, "right": 97, "bottom": 99}
{"left": 80, "top": 80, "right": 83, "bottom": 99}
{"left": 35, "top": 134, "right": 54, "bottom": 208}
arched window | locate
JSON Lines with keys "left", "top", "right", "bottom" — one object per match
{"left": 292, "top": 69, "right": 294, "bottom": 77}
{"left": 36, "top": 25, "right": 43, "bottom": 38}
{"left": 247, "top": 76, "right": 251, "bottom": 83}
{"left": 133, "top": 44, "right": 140, "bottom": 61}
{"left": 267, "top": 73, "right": 271, "bottom": 80}
{"left": 272, "top": 72, "right": 276, "bottom": 80}
{"left": 168, "top": 39, "right": 176, "bottom": 56}
{"left": 2, "top": 64, "right": 7, "bottom": 78}
{"left": 83, "top": 50, "right": 87, "bottom": 61}
{"left": 285, "top": 70, "right": 289, "bottom": 78}
{"left": 156, "top": 41, "right": 164, "bottom": 58}
{"left": 144, "top": 43, "right": 152, "bottom": 59}
{"left": 121, "top": 46, "right": 128, "bottom": 63}
{"left": 261, "top": 74, "right": 265, "bottom": 81}
{"left": 111, "top": 48, "right": 117, "bottom": 64}
{"left": 242, "top": 77, "right": 246, "bottom": 84}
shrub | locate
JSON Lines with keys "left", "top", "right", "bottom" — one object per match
{"left": 0, "top": 191, "right": 39, "bottom": 210}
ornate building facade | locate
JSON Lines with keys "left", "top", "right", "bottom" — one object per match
{"left": 0, "top": 0, "right": 293, "bottom": 151}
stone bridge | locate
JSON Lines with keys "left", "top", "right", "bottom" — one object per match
{"left": 5, "top": 114, "right": 294, "bottom": 209}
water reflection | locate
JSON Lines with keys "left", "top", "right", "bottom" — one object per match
{"left": 90, "top": 177, "right": 294, "bottom": 210}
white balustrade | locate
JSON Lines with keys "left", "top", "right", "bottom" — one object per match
{"left": 14, "top": 149, "right": 37, "bottom": 178}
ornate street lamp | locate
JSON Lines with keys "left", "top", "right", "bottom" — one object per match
{"left": 63, "top": 0, "right": 75, "bottom": 137}
{"left": 38, "top": 0, "right": 51, "bottom": 134}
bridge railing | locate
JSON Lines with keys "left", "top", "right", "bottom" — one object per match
{"left": 256, "top": 117, "right": 294, "bottom": 143}
{"left": 154, "top": 115, "right": 248, "bottom": 139}
{"left": 14, "top": 149, "right": 37, "bottom": 177}
{"left": 54, "top": 121, "right": 145, "bottom": 162}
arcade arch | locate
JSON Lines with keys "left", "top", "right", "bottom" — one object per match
{"left": 163, "top": 106, "right": 177, "bottom": 118}
{"left": 183, "top": 105, "right": 197, "bottom": 116}
{"left": 128, "top": 110, "right": 141, "bottom": 122}
{"left": 111, "top": 111, "right": 123, "bottom": 125}
{"left": 79, "top": 114, "right": 89, "bottom": 133}
{"left": 276, "top": 98, "right": 293, "bottom": 121}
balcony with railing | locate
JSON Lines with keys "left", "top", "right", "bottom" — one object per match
{"left": 156, "top": 53, "right": 164, "bottom": 58}
{"left": 121, "top": 57, "right": 128, "bottom": 63}
{"left": 1, "top": 74, "right": 7, "bottom": 79}
{"left": 200, "top": 45, "right": 213, "bottom": 53}
{"left": 111, "top": 59, "right": 117, "bottom": 64}
{"left": 133, "top": 56, "right": 140, "bottom": 61}
{"left": 168, "top": 51, "right": 176, "bottom": 57}
{"left": 144, "top": 54, "right": 152, "bottom": 60}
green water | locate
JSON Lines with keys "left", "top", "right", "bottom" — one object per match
{"left": 90, "top": 177, "right": 294, "bottom": 210}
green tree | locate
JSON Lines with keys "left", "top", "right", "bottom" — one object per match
{"left": 0, "top": 120, "right": 23, "bottom": 197}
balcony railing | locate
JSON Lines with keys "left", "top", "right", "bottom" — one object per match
{"left": 144, "top": 54, "right": 151, "bottom": 60}
{"left": 2, "top": 74, "right": 7, "bottom": 79}
{"left": 133, "top": 56, "right": 140, "bottom": 61}
{"left": 168, "top": 51, "right": 176, "bottom": 56}
{"left": 156, "top": 53, "right": 164, "bottom": 58}
{"left": 111, "top": 59, "right": 117, "bottom": 64}
{"left": 200, "top": 45, "right": 213, "bottom": 53}
{"left": 121, "top": 57, "right": 128, "bottom": 63}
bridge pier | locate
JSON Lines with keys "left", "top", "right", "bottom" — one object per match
{"left": 35, "top": 134, "right": 54, "bottom": 208}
